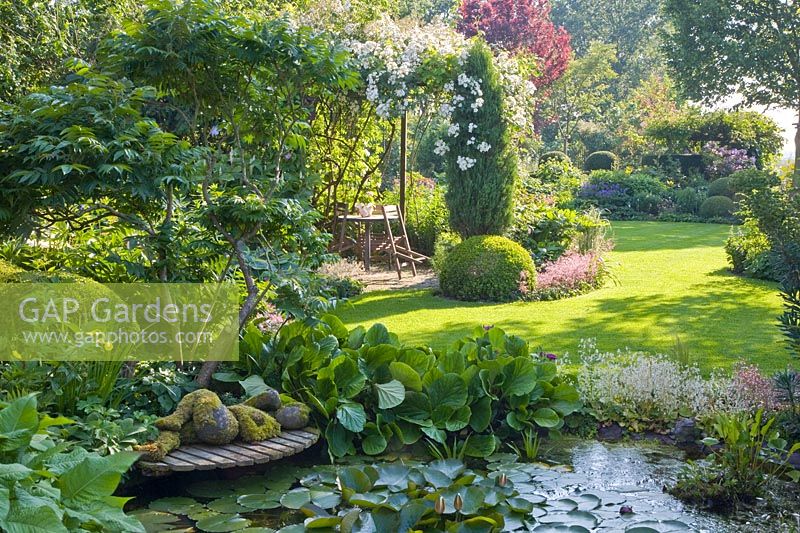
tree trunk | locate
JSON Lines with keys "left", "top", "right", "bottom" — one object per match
{"left": 794, "top": 106, "right": 800, "bottom": 189}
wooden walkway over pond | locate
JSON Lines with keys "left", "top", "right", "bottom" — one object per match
{"left": 138, "top": 428, "right": 320, "bottom": 476}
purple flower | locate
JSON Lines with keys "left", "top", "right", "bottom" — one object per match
{"left": 542, "top": 352, "right": 557, "bottom": 361}
{"left": 483, "top": 324, "right": 494, "bottom": 331}
{"left": 704, "top": 142, "right": 755, "bottom": 177}
{"left": 209, "top": 124, "right": 220, "bottom": 137}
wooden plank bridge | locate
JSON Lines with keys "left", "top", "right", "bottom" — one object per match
{"left": 138, "top": 428, "right": 320, "bottom": 476}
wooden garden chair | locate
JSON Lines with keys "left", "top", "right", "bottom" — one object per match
{"left": 380, "top": 204, "right": 429, "bottom": 279}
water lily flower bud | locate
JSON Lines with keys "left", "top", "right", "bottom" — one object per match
{"left": 434, "top": 495, "right": 446, "bottom": 514}
{"left": 498, "top": 473, "right": 508, "bottom": 487}
{"left": 454, "top": 494, "right": 463, "bottom": 512}
{"left": 619, "top": 505, "right": 633, "bottom": 514}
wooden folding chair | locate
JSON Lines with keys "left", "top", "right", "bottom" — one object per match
{"left": 380, "top": 204, "right": 429, "bottom": 279}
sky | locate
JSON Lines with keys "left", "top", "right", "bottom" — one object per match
{"left": 764, "top": 107, "right": 796, "bottom": 163}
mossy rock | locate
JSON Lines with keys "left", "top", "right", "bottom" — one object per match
{"left": 230, "top": 404, "right": 281, "bottom": 442}
{"left": 156, "top": 389, "right": 205, "bottom": 431}
{"left": 193, "top": 391, "right": 239, "bottom": 445}
{"left": 135, "top": 431, "right": 180, "bottom": 462}
{"left": 275, "top": 404, "right": 310, "bottom": 430}
{"left": 243, "top": 389, "right": 281, "bottom": 411}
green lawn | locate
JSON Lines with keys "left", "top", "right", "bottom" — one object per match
{"left": 337, "top": 221, "right": 793, "bottom": 374}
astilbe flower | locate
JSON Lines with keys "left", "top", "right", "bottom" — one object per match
{"left": 255, "top": 303, "right": 287, "bottom": 334}
{"left": 536, "top": 251, "right": 601, "bottom": 291}
{"left": 730, "top": 363, "right": 780, "bottom": 411}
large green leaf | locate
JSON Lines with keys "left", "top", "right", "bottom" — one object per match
{"left": 364, "top": 324, "right": 391, "bottom": 346}
{"left": 0, "top": 503, "right": 67, "bottom": 533}
{"left": 57, "top": 451, "right": 139, "bottom": 505}
{"left": 464, "top": 434, "right": 497, "bottom": 457}
{"left": 321, "top": 314, "right": 349, "bottom": 341}
{"left": 325, "top": 422, "right": 355, "bottom": 458}
{"left": 426, "top": 373, "right": 467, "bottom": 409}
{"left": 0, "top": 394, "right": 39, "bottom": 452}
{"left": 337, "top": 402, "right": 367, "bottom": 433}
{"left": 394, "top": 392, "right": 431, "bottom": 423}
{"left": 374, "top": 380, "right": 405, "bottom": 409}
{"left": 469, "top": 396, "right": 492, "bottom": 432}
{"left": 388, "top": 362, "right": 422, "bottom": 392}
{"left": 333, "top": 357, "right": 367, "bottom": 398}
{"left": 239, "top": 375, "right": 270, "bottom": 397}
{"left": 501, "top": 357, "right": 538, "bottom": 397}
{"left": 531, "top": 408, "right": 560, "bottom": 428}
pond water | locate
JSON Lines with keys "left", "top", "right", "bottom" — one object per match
{"left": 129, "top": 438, "right": 794, "bottom": 532}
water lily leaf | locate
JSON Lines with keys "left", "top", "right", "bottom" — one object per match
{"left": 374, "top": 464, "right": 411, "bottom": 489}
{"left": 208, "top": 496, "right": 248, "bottom": 514}
{"left": 375, "top": 380, "right": 406, "bottom": 409}
{"left": 304, "top": 516, "right": 341, "bottom": 529}
{"left": 422, "top": 468, "right": 452, "bottom": 488}
{"left": 506, "top": 497, "right": 535, "bottom": 513}
{"left": 501, "top": 357, "right": 538, "bottom": 396}
{"left": 280, "top": 488, "right": 311, "bottom": 510}
{"left": 310, "top": 490, "right": 341, "bottom": 509}
{"left": 625, "top": 520, "right": 690, "bottom": 532}
{"left": 149, "top": 497, "right": 202, "bottom": 515}
{"left": 338, "top": 466, "right": 374, "bottom": 493}
{"left": 429, "top": 459, "right": 466, "bottom": 479}
{"left": 389, "top": 362, "right": 422, "bottom": 392}
{"left": 237, "top": 494, "right": 280, "bottom": 510}
{"left": 349, "top": 492, "right": 387, "bottom": 507}
{"left": 426, "top": 373, "right": 467, "bottom": 409}
{"left": 188, "top": 509, "right": 219, "bottom": 522}
{"left": 532, "top": 407, "right": 560, "bottom": 428}
{"left": 128, "top": 509, "right": 181, "bottom": 530}
{"left": 275, "top": 525, "right": 304, "bottom": 533}
{"left": 539, "top": 511, "right": 598, "bottom": 529}
{"left": 187, "top": 480, "right": 235, "bottom": 499}
{"left": 532, "top": 526, "right": 590, "bottom": 533}
{"left": 239, "top": 528, "right": 276, "bottom": 533}
{"left": 337, "top": 402, "right": 367, "bottom": 433}
{"left": 195, "top": 514, "right": 251, "bottom": 532}
{"left": 574, "top": 493, "right": 601, "bottom": 511}
{"left": 397, "top": 502, "right": 428, "bottom": 531}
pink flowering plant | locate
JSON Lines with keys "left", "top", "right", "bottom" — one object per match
{"left": 533, "top": 251, "right": 607, "bottom": 300}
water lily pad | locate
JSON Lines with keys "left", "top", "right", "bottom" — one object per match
{"left": 349, "top": 492, "right": 387, "bottom": 507}
{"left": 547, "top": 498, "right": 578, "bottom": 512}
{"left": 195, "top": 514, "right": 251, "bottom": 532}
{"left": 237, "top": 494, "right": 281, "bottom": 510}
{"left": 281, "top": 488, "right": 312, "bottom": 510}
{"left": 310, "top": 490, "right": 341, "bottom": 509}
{"left": 149, "top": 497, "right": 202, "bottom": 515}
{"left": 187, "top": 480, "right": 236, "bottom": 499}
{"left": 574, "top": 493, "right": 601, "bottom": 511}
{"left": 229, "top": 476, "right": 269, "bottom": 494}
{"left": 304, "top": 516, "right": 342, "bottom": 528}
{"left": 188, "top": 509, "right": 219, "bottom": 522}
{"left": 373, "top": 464, "right": 411, "bottom": 490}
{"left": 429, "top": 459, "right": 466, "bottom": 479}
{"left": 275, "top": 525, "right": 304, "bottom": 533}
{"left": 532, "top": 526, "right": 590, "bottom": 533}
{"left": 538, "top": 511, "right": 598, "bottom": 529}
{"left": 208, "top": 496, "right": 248, "bottom": 514}
{"left": 129, "top": 509, "right": 181, "bottom": 532}
{"left": 239, "top": 528, "right": 276, "bottom": 533}
{"left": 625, "top": 520, "right": 690, "bottom": 532}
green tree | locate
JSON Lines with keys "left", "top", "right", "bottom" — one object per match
{"left": 444, "top": 41, "right": 517, "bottom": 237}
{"left": 663, "top": 0, "right": 800, "bottom": 185}
{"left": 540, "top": 42, "right": 618, "bottom": 157}
{"left": 551, "top": 0, "right": 664, "bottom": 89}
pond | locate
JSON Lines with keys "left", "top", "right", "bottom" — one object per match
{"left": 129, "top": 438, "right": 789, "bottom": 532}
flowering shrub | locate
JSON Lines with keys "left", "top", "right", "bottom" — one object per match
{"left": 731, "top": 364, "right": 780, "bottom": 411}
{"left": 574, "top": 340, "right": 757, "bottom": 432}
{"left": 704, "top": 141, "right": 756, "bottom": 178}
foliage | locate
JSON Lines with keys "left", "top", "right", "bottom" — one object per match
{"left": 444, "top": 41, "right": 518, "bottom": 238}
{"left": 63, "top": 400, "right": 157, "bottom": 456}
{"left": 523, "top": 158, "right": 584, "bottom": 206}
{"left": 539, "top": 43, "right": 618, "bottom": 156}
{"left": 317, "top": 259, "right": 365, "bottom": 299}
{"left": 670, "top": 409, "right": 800, "bottom": 510}
{"left": 725, "top": 221, "right": 776, "bottom": 280}
{"left": 432, "top": 231, "right": 463, "bottom": 274}
{"left": 707, "top": 177, "right": 735, "bottom": 199}
{"left": 539, "top": 151, "right": 571, "bottom": 165}
{"left": 508, "top": 202, "right": 608, "bottom": 265}
{"left": 0, "top": 394, "right": 144, "bottom": 532}
{"left": 674, "top": 187, "right": 705, "bottom": 215}
{"left": 507, "top": 427, "right": 541, "bottom": 461}
{"left": 273, "top": 318, "right": 580, "bottom": 458}
{"left": 698, "top": 196, "right": 735, "bottom": 220}
{"left": 574, "top": 340, "right": 756, "bottom": 432}
{"left": 584, "top": 151, "right": 619, "bottom": 172}
{"left": 662, "top": 0, "right": 800, "bottom": 182}
{"left": 645, "top": 109, "right": 784, "bottom": 170}
{"left": 458, "top": 0, "right": 571, "bottom": 88}
{"left": 577, "top": 169, "right": 669, "bottom": 218}
{"left": 439, "top": 236, "right": 536, "bottom": 301}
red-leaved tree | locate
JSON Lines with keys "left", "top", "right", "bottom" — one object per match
{"left": 458, "top": 0, "right": 571, "bottom": 88}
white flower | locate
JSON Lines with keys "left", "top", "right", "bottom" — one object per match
{"left": 467, "top": 137, "right": 475, "bottom": 145}
{"left": 477, "top": 141, "right": 491, "bottom": 153}
{"left": 471, "top": 97, "right": 484, "bottom": 112}
{"left": 447, "top": 123, "right": 460, "bottom": 137}
{"left": 468, "top": 123, "right": 477, "bottom": 133}
{"left": 433, "top": 139, "right": 449, "bottom": 156}
{"left": 456, "top": 156, "right": 476, "bottom": 171}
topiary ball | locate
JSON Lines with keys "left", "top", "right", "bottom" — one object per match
{"left": 439, "top": 235, "right": 535, "bottom": 302}
{"left": 540, "top": 151, "right": 571, "bottom": 165}
{"left": 699, "top": 195, "right": 735, "bottom": 219}
{"left": 584, "top": 151, "right": 619, "bottom": 172}
{"left": 707, "top": 177, "right": 734, "bottom": 199}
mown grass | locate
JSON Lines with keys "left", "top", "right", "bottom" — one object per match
{"left": 337, "top": 222, "right": 792, "bottom": 374}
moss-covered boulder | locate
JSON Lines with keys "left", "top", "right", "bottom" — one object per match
{"left": 135, "top": 430, "right": 180, "bottom": 462}
{"left": 230, "top": 404, "right": 281, "bottom": 442}
{"left": 192, "top": 390, "right": 239, "bottom": 445}
{"left": 243, "top": 389, "right": 281, "bottom": 411}
{"left": 275, "top": 403, "right": 310, "bottom": 430}
{"left": 155, "top": 389, "right": 205, "bottom": 431}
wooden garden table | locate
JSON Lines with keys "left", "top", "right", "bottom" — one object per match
{"left": 335, "top": 210, "right": 399, "bottom": 271}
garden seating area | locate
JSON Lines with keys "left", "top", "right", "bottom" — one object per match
{"left": 1, "top": 0, "right": 799, "bottom": 532}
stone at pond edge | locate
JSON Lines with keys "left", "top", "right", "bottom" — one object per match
{"left": 194, "top": 393, "right": 239, "bottom": 445}
{"left": 230, "top": 404, "right": 281, "bottom": 442}
{"left": 244, "top": 389, "right": 282, "bottom": 411}
{"left": 275, "top": 404, "right": 310, "bottom": 430}
{"left": 597, "top": 422, "right": 623, "bottom": 442}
